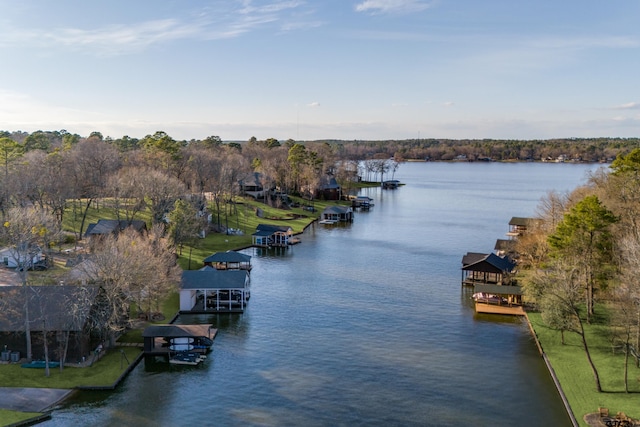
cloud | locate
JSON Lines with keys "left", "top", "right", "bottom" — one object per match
{"left": 307, "top": 102, "right": 320, "bottom": 107}
{"left": 612, "top": 102, "right": 640, "bottom": 110}
{"left": 355, "top": 0, "right": 433, "bottom": 14}
{"left": 443, "top": 101, "right": 454, "bottom": 107}
{"left": 0, "top": 2, "right": 312, "bottom": 56}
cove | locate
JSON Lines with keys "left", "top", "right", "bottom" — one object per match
{"left": 43, "top": 161, "right": 601, "bottom": 427}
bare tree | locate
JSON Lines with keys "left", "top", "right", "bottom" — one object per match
{"left": 0, "top": 207, "right": 59, "bottom": 362}
{"left": 526, "top": 260, "right": 603, "bottom": 392}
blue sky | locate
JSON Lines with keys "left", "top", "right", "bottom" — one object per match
{"left": 1, "top": 0, "right": 639, "bottom": 141}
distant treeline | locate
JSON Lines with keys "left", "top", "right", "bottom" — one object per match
{"left": 2, "top": 129, "right": 639, "bottom": 162}
{"left": 327, "top": 137, "right": 640, "bottom": 162}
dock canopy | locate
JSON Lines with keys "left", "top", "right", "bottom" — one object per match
{"left": 203, "top": 251, "right": 252, "bottom": 271}
{"left": 462, "top": 252, "right": 515, "bottom": 285}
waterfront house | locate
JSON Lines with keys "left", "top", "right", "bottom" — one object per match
{"left": 0, "top": 286, "right": 100, "bottom": 363}
{"left": 180, "top": 267, "right": 250, "bottom": 313}
{"left": 251, "top": 224, "right": 293, "bottom": 247}
{"left": 85, "top": 219, "right": 147, "bottom": 240}
{"left": 316, "top": 176, "right": 342, "bottom": 200}
{"left": 238, "top": 172, "right": 267, "bottom": 199}
{"left": 203, "top": 251, "right": 252, "bottom": 271}
{"left": 320, "top": 206, "right": 353, "bottom": 223}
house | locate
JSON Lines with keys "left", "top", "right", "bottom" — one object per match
{"left": 85, "top": 219, "right": 147, "bottom": 239}
{"left": 0, "top": 246, "right": 47, "bottom": 270}
{"left": 251, "top": 224, "right": 293, "bottom": 247}
{"left": 180, "top": 267, "right": 250, "bottom": 313}
{"left": 203, "top": 251, "right": 252, "bottom": 271}
{"left": 461, "top": 252, "right": 516, "bottom": 286}
{"left": 316, "top": 176, "right": 342, "bottom": 200}
{"left": 320, "top": 205, "right": 353, "bottom": 223}
{"left": 0, "top": 286, "right": 100, "bottom": 363}
{"left": 238, "top": 172, "right": 267, "bottom": 199}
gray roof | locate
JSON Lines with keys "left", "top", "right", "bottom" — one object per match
{"left": 256, "top": 224, "right": 292, "bottom": 233}
{"left": 462, "top": 253, "right": 515, "bottom": 273}
{"left": 0, "top": 286, "right": 99, "bottom": 332}
{"left": 142, "top": 324, "right": 214, "bottom": 339}
{"left": 181, "top": 268, "right": 248, "bottom": 290}
{"left": 508, "top": 217, "right": 535, "bottom": 227}
{"left": 203, "top": 251, "right": 251, "bottom": 264}
{"left": 322, "top": 205, "right": 352, "bottom": 214}
{"left": 85, "top": 219, "right": 147, "bottom": 236}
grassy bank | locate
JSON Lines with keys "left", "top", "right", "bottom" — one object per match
{"left": 528, "top": 312, "right": 640, "bottom": 425}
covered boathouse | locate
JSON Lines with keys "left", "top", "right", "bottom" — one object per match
{"left": 461, "top": 252, "right": 524, "bottom": 315}
{"left": 251, "top": 224, "right": 293, "bottom": 247}
{"left": 203, "top": 251, "right": 252, "bottom": 271}
{"left": 180, "top": 267, "right": 250, "bottom": 313}
{"left": 142, "top": 324, "right": 217, "bottom": 357}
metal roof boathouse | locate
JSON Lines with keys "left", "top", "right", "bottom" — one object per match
{"left": 180, "top": 267, "right": 250, "bottom": 314}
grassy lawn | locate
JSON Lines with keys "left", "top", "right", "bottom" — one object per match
{"left": 528, "top": 312, "right": 640, "bottom": 425}
{"left": 0, "top": 346, "right": 143, "bottom": 389}
{"left": 0, "top": 409, "right": 44, "bottom": 426}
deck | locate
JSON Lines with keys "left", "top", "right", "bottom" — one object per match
{"left": 475, "top": 302, "right": 525, "bottom": 316}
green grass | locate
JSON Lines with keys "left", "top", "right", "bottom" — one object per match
{"left": 528, "top": 312, "right": 640, "bottom": 425}
{"left": 177, "top": 196, "right": 344, "bottom": 269}
{"left": 0, "top": 409, "right": 44, "bottom": 426}
{"left": 0, "top": 346, "right": 142, "bottom": 389}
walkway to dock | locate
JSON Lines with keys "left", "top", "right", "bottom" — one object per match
{"left": 0, "top": 387, "right": 74, "bottom": 412}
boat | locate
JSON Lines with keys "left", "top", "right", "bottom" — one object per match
{"left": 169, "top": 351, "right": 206, "bottom": 366}
{"left": 318, "top": 219, "right": 338, "bottom": 225}
{"left": 21, "top": 360, "right": 61, "bottom": 368}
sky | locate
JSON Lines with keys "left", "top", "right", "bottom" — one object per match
{"left": 0, "top": 0, "right": 639, "bottom": 142}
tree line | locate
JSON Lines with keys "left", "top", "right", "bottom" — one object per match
{"left": 515, "top": 149, "right": 640, "bottom": 393}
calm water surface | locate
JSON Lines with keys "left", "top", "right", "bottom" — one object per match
{"left": 44, "top": 162, "right": 601, "bottom": 427}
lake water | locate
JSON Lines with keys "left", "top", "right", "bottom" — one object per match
{"left": 42, "top": 161, "right": 602, "bottom": 427}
